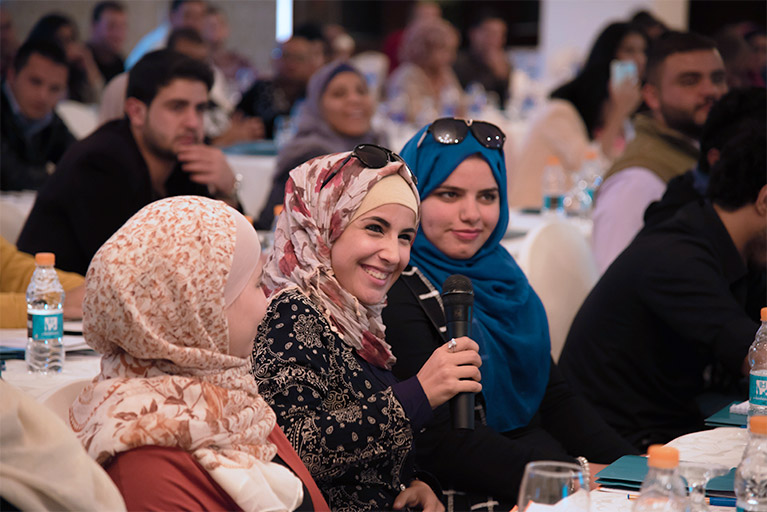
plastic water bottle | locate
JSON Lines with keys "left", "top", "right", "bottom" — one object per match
{"left": 26, "top": 252, "right": 65, "bottom": 373}
{"left": 749, "top": 308, "right": 767, "bottom": 421}
{"left": 734, "top": 415, "right": 767, "bottom": 512}
{"left": 633, "top": 445, "right": 689, "bottom": 512}
{"left": 580, "top": 148, "right": 604, "bottom": 202}
{"left": 542, "top": 155, "right": 566, "bottom": 215}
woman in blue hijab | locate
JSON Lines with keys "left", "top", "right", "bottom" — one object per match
{"left": 382, "top": 118, "right": 637, "bottom": 510}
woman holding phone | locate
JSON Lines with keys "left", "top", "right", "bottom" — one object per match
{"left": 550, "top": 22, "right": 648, "bottom": 159}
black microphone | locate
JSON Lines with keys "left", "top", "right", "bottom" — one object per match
{"left": 441, "top": 274, "right": 475, "bottom": 430}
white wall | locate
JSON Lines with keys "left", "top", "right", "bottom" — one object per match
{"left": 539, "top": 0, "right": 688, "bottom": 90}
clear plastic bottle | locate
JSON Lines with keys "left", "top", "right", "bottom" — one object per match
{"left": 749, "top": 308, "right": 767, "bottom": 421}
{"left": 542, "top": 155, "right": 566, "bottom": 216}
{"left": 580, "top": 148, "right": 604, "bottom": 202}
{"left": 633, "top": 445, "right": 689, "bottom": 512}
{"left": 26, "top": 252, "right": 65, "bottom": 373}
{"left": 734, "top": 415, "right": 767, "bottom": 512}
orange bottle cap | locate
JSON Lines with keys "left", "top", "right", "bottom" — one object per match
{"left": 273, "top": 205, "right": 284, "bottom": 216}
{"left": 646, "top": 445, "right": 679, "bottom": 469}
{"left": 34, "top": 252, "right": 55, "bottom": 266}
{"left": 761, "top": 307, "right": 767, "bottom": 322}
{"left": 546, "top": 155, "right": 561, "bottom": 166}
{"left": 584, "top": 149, "right": 599, "bottom": 160}
{"left": 751, "top": 415, "right": 767, "bottom": 435}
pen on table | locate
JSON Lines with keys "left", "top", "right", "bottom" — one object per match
{"left": 627, "top": 494, "right": 736, "bottom": 507}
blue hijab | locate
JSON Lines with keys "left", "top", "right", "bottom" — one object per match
{"left": 400, "top": 124, "right": 551, "bottom": 432}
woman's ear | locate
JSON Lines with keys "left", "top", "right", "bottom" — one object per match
{"left": 755, "top": 184, "right": 767, "bottom": 217}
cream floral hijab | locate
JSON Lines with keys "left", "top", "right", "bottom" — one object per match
{"left": 70, "top": 196, "right": 302, "bottom": 511}
{"left": 263, "top": 151, "right": 420, "bottom": 369}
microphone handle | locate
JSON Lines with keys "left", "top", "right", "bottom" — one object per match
{"left": 446, "top": 318, "right": 475, "bottom": 430}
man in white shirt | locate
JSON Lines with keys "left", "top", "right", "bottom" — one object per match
{"left": 592, "top": 31, "right": 727, "bottom": 273}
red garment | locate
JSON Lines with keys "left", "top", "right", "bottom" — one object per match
{"left": 105, "top": 446, "right": 242, "bottom": 512}
{"left": 382, "top": 29, "right": 405, "bottom": 74}
{"left": 268, "top": 427, "right": 330, "bottom": 511}
{"left": 105, "top": 426, "right": 330, "bottom": 512}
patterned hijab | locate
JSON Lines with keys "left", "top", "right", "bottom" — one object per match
{"left": 263, "top": 152, "right": 420, "bottom": 370}
{"left": 400, "top": 125, "right": 551, "bottom": 433}
{"left": 70, "top": 196, "right": 303, "bottom": 511}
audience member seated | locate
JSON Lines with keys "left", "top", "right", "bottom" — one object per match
{"left": 386, "top": 17, "right": 465, "bottom": 124}
{"left": 0, "top": 237, "right": 84, "bottom": 328}
{"left": 592, "top": 31, "right": 727, "bottom": 273}
{"left": 125, "top": 0, "right": 205, "bottom": 70}
{"left": 744, "top": 27, "right": 766, "bottom": 84}
{"left": 100, "top": 29, "right": 263, "bottom": 146}
{"left": 253, "top": 61, "right": 387, "bottom": 229}
{"left": 715, "top": 28, "right": 762, "bottom": 89}
{"left": 630, "top": 10, "right": 668, "bottom": 41}
{"left": 550, "top": 22, "right": 648, "bottom": 159}
{"left": 17, "top": 50, "right": 241, "bottom": 275}
{"left": 454, "top": 12, "right": 511, "bottom": 108}
{"left": 382, "top": 1, "right": 442, "bottom": 75}
{"left": 86, "top": 1, "right": 127, "bottom": 83}
{"left": 644, "top": 87, "right": 766, "bottom": 227}
{"left": 383, "top": 119, "right": 637, "bottom": 510}
{"left": 69, "top": 196, "right": 328, "bottom": 511}
{"left": 560, "top": 124, "right": 766, "bottom": 451}
{"left": 0, "top": 40, "right": 74, "bottom": 191}
{"left": 0, "top": 380, "right": 126, "bottom": 511}
{"left": 0, "top": 6, "right": 19, "bottom": 80}
{"left": 293, "top": 23, "right": 329, "bottom": 73}
{"left": 236, "top": 36, "right": 314, "bottom": 139}
{"left": 27, "top": 13, "right": 104, "bottom": 104}
{"left": 254, "top": 150, "right": 472, "bottom": 511}
{"left": 203, "top": 5, "right": 257, "bottom": 96}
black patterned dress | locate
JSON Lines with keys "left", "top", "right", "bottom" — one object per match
{"left": 252, "top": 289, "right": 435, "bottom": 511}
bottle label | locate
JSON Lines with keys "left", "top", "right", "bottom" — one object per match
{"left": 751, "top": 372, "right": 767, "bottom": 406}
{"left": 27, "top": 310, "right": 63, "bottom": 339}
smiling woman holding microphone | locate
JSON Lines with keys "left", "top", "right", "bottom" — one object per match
{"left": 383, "top": 118, "right": 639, "bottom": 510}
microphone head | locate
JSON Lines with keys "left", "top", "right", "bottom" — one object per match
{"left": 441, "top": 274, "right": 474, "bottom": 307}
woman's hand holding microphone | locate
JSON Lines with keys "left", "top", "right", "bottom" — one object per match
{"left": 416, "top": 336, "right": 482, "bottom": 409}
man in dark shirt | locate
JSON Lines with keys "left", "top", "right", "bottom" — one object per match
{"left": 17, "top": 50, "right": 241, "bottom": 275}
{"left": 559, "top": 125, "right": 766, "bottom": 451}
{"left": 236, "top": 36, "right": 314, "bottom": 139}
{"left": 0, "top": 40, "right": 75, "bottom": 191}
{"left": 86, "top": 1, "right": 127, "bottom": 83}
{"left": 453, "top": 12, "right": 511, "bottom": 108}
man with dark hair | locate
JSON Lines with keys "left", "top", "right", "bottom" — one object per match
{"left": 87, "top": 1, "right": 127, "bottom": 82}
{"left": 592, "top": 31, "right": 727, "bottom": 273}
{"left": 236, "top": 36, "right": 314, "bottom": 139}
{"left": 644, "top": 87, "right": 766, "bottom": 226}
{"left": 454, "top": 11, "right": 511, "bottom": 108}
{"left": 1, "top": 39, "right": 75, "bottom": 191}
{"left": 125, "top": 0, "right": 205, "bottom": 69}
{"left": 18, "top": 50, "right": 241, "bottom": 275}
{"left": 560, "top": 121, "right": 766, "bottom": 451}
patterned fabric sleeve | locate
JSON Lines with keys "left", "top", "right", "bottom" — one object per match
{"left": 253, "top": 290, "right": 416, "bottom": 509}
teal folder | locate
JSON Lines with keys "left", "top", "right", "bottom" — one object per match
{"left": 595, "top": 455, "right": 735, "bottom": 497}
{"left": 704, "top": 401, "right": 747, "bottom": 428}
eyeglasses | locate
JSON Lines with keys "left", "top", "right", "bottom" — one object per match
{"left": 320, "top": 144, "right": 418, "bottom": 189}
{"left": 418, "top": 118, "right": 506, "bottom": 150}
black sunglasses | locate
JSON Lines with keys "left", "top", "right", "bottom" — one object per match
{"left": 418, "top": 118, "right": 506, "bottom": 150}
{"left": 320, "top": 144, "right": 418, "bottom": 189}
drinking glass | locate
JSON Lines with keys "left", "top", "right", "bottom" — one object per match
{"left": 678, "top": 461, "right": 729, "bottom": 512}
{"left": 518, "top": 461, "right": 590, "bottom": 511}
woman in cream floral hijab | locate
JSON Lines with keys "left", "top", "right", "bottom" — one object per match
{"left": 70, "top": 195, "right": 328, "bottom": 511}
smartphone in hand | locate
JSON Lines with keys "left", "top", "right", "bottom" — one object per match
{"left": 610, "top": 59, "right": 638, "bottom": 87}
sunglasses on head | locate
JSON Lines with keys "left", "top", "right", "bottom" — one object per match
{"left": 418, "top": 118, "right": 506, "bottom": 150}
{"left": 320, "top": 144, "right": 418, "bottom": 189}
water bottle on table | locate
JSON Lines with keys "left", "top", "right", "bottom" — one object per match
{"left": 748, "top": 308, "right": 767, "bottom": 421}
{"left": 26, "top": 252, "right": 65, "bottom": 373}
{"left": 632, "top": 445, "right": 688, "bottom": 511}
{"left": 542, "top": 155, "right": 566, "bottom": 216}
{"left": 734, "top": 415, "right": 767, "bottom": 512}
